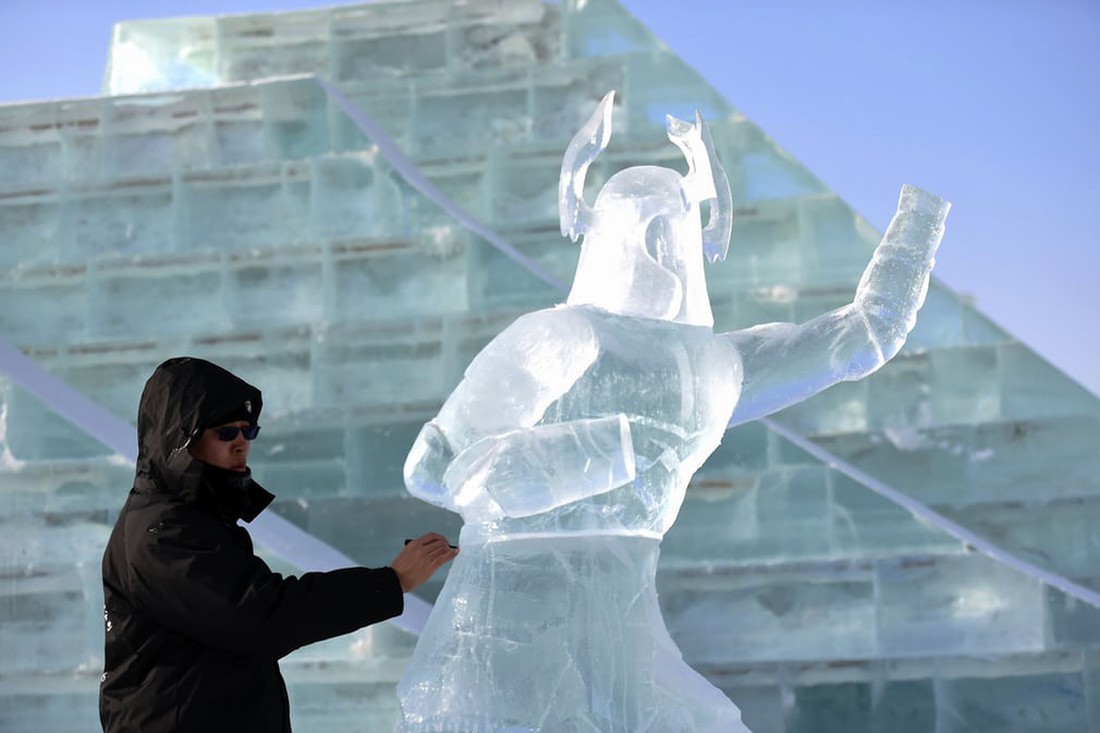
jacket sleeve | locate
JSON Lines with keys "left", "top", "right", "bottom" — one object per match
{"left": 124, "top": 507, "right": 404, "bottom": 659}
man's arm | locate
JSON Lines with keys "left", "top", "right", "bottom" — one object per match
{"left": 725, "top": 184, "right": 950, "bottom": 427}
{"left": 128, "top": 508, "right": 403, "bottom": 659}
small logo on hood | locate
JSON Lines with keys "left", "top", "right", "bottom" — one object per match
{"left": 244, "top": 400, "right": 252, "bottom": 415}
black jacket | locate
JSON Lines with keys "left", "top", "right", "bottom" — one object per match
{"left": 100, "top": 357, "right": 404, "bottom": 733}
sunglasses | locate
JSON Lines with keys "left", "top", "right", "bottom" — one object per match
{"left": 213, "top": 425, "right": 261, "bottom": 441}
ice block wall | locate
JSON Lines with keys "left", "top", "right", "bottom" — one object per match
{"left": 2, "top": 0, "right": 1099, "bottom": 731}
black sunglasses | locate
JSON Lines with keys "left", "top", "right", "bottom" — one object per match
{"left": 214, "top": 425, "right": 261, "bottom": 442}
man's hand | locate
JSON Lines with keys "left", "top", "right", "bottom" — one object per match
{"left": 390, "top": 533, "right": 459, "bottom": 593}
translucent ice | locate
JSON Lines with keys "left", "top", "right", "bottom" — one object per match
{"left": 399, "top": 91, "right": 948, "bottom": 731}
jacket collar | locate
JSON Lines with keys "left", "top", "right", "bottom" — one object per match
{"left": 238, "top": 478, "right": 276, "bottom": 523}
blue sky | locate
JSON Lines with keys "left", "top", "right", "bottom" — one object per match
{"left": 1, "top": 0, "right": 1097, "bottom": 396}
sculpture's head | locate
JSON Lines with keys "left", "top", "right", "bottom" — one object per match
{"left": 559, "top": 91, "right": 732, "bottom": 327}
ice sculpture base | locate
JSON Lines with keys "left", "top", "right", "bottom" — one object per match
{"left": 397, "top": 529, "right": 748, "bottom": 733}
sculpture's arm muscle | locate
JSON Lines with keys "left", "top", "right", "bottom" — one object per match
{"left": 438, "top": 414, "right": 635, "bottom": 520}
{"left": 725, "top": 185, "right": 950, "bottom": 427}
{"left": 404, "top": 309, "right": 635, "bottom": 519}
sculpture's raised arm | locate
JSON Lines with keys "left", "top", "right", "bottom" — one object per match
{"left": 725, "top": 184, "right": 950, "bottom": 427}
{"left": 403, "top": 309, "right": 637, "bottom": 522}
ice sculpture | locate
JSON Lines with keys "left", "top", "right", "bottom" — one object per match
{"left": 398, "top": 91, "right": 949, "bottom": 732}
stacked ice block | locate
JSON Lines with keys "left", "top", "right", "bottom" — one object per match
{"left": 1, "top": 0, "right": 1098, "bottom": 731}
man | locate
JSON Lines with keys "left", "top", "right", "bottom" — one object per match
{"left": 100, "top": 356, "right": 456, "bottom": 732}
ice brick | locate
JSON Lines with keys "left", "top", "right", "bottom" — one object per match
{"left": 875, "top": 553, "right": 1046, "bottom": 657}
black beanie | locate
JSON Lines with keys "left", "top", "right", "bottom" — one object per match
{"left": 207, "top": 399, "right": 259, "bottom": 428}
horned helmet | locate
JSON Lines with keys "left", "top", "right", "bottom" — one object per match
{"left": 559, "top": 90, "right": 732, "bottom": 327}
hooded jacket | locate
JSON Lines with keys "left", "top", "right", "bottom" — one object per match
{"left": 100, "top": 357, "right": 403, "bottom": 733}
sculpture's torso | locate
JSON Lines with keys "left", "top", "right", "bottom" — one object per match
{"left": 463, "top": 304, "right": 742, "bottom": 542}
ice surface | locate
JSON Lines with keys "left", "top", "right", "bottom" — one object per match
{"left": 399, "top": 92, "right": 948, "bottom": 731}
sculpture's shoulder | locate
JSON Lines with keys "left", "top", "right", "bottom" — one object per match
{"left": 510, "top": 303, "right": 599, "bottom": 334}
{"left": 464, "top": 305, "right": 601, "bottom": 379}
{"left": 493, "top": 305, "right": 600, "bottom": 354}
